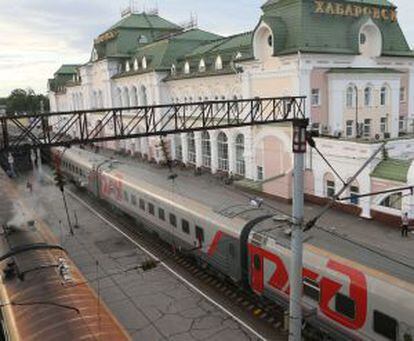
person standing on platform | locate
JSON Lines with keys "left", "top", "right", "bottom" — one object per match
{"left": 401, "top": 212, "right": 409, "bottom": 237}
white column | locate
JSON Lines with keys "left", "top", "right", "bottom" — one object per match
{"left": 244, "top": 130, "right": 255, "bottom": 179}
{"left": 170, "top": 135, "right": 177, "bottom": 160}
{"left": 195, "top": 132, "right": 203, "bottom": 168}
{"left": 299, "top": 68, "right": 312, "bottom": 120}
{"left": 228, "top": 133, "right": 236, "bottom": 174}
{"left": 390, "top": 82, "right": 400, "bottom": 138}
{"left": 241, "top": 71, "right": 251, "bottom": 99}
{"left": 181, "top": 133, "right": 188, "bottom": 164}
{"left": 359, "top": 170, "right": 372, "bottom": 219}
{"left": 210, "top": 131, "right": 218, "bottom": 173}
{"left": 408, "top": 69, "right": 414, "bottom": 120}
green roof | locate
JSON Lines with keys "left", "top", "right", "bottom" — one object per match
{"left": 371, "top": 159, "right": 412, "bottom": 182}
{"left": 54, "top": 65, "right": 80, "bottom": 76}
{"left": 108, "top": 13, "right": 181, "bottom": 31}
{"left": 261, "top": 0, "right": 411, "bottom": 57}
{"left": 328, "top": 67, "right": 403, "bottom": 74}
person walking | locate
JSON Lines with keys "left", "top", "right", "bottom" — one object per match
{"left": 401, "top": 212, "right": 409, "bottom": 237}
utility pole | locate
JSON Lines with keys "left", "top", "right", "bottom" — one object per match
{"left": 289, "top": 119, "right": 308, "bottom": 341}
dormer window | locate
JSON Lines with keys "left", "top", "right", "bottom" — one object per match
{"left": 138, "top": 35, "right": 148, "bottom": 44}
{"left": 184, "top": 61, "right": 190, "bottom": 74}
{"left": 125, "top": 61, "right": 130, "bottom": 72}
{"left": 199, "top": 59, "right": 206, "bottom": 72}
{"left": 171, "top": 64, "right": 176, "bottom": 75}
{"left": 235, "top": 52, "right": 243, "bottom": 60}
{"left": 133, "top": 58, "right": 139, "bottom": 71}
{"left": 215, "top": 56, "right": 223, "bottom": 70}
{"left": 142, "top": 56, "right": 147, "bottom": 69}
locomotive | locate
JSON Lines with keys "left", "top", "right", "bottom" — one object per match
{"left": 54, "top": 147, "right": 414, "bottom": 341}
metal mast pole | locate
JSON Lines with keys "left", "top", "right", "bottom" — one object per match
{"left": 289, "top": 119, "right": 307, "bottom": 341}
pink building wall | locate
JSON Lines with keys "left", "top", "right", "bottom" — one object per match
{"left": 399, "top": 70, "right": 409, "bottom": 117}
{"left": 310, "top": 68, "right": 329, "bottom": 125}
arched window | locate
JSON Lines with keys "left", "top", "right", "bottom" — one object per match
{"left": 324, "top": 173, "right": 335, "bottom": 198}
{"left": 142, "top": 56, "right": 147, "bottom": 69}
{"left": 122, "top": 87, "right": 130, "bottom": 107}
{"left": 235, "top": 134, "right": 245, "bottom": 176}
{"left": 202, "top": 131, "right": 211, "bottom": 168}
{"left": 380, "top": 192, "right": 402, "bottom": 210}
{"left": 359, "top": 21, "right": 382, "bottom": 58}
{"left": 199, "top": 59, "right": 206, "bottom": 72}
{"left": 346, "top": 86, "right": 355, "bottom": 108}
{"left": 140, "top": 85, "right": 148, "bottom": 106}
{"left": 187, "top": 132, "right": 196, "bottom": 164}
{"left": 364, "top": 86, "right": 372, "bottom": 107}
{"left": 133, "top": 59, "right": 139, "bottom": 71}
{"left": 184, "top": 61, "right": 190, "bottom": 74}
{"left": 217, "top": 132, "right": 229, "bottom": 171}
{"left": 130, "top": 86, "right": 138, "bottom": 106}
{"left": 175, "top": 134, "right": 182, "bottom": 161}
{"left": 380, "top": 86, "right": 388, "bottom": 106}
{"left": 215, "top": 56, "right": 223, "bottom": 70}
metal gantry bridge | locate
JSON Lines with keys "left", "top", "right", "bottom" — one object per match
{"left": 0, "top": 96, "right": 307, "bottom": 152}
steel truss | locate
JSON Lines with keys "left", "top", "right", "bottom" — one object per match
{"left": 0, "top": 96, "right": 306, "bottom": 152}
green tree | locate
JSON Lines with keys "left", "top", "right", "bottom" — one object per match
{"left": 5, "top": 88, "right": 50, "bottom": 116}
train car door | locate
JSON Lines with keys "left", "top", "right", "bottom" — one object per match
{"left": 250, "top": 253, "right": 264, "bottom": 293}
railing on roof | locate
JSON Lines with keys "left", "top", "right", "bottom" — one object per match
{"left": 0, "top": 96, "right": 307, "bottom": 152}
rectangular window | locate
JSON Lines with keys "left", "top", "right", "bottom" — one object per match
{"left": 335, "top": 293, "right": 355, "bottom": 320}
{"left": 311, "top": 89, "right": 320, "bottom": 106}
{"left": 326, "top": 180, "right": 335, "bottom": 198}
{"left": 399, "top": 116, "right": 405, "bottom": 132}
{"left": 363, "top": 119, "right": 371, "bottom": 137}
{"left": 195, "top": 226, "right": 204, "bottom": 243}
{"left": 350, "top": 186, "right": 359, "bottom": 205}
{"left": 380, "top": 117, "right": 387, "bottom": 133}
{"left": 158, "top": 208, "right": 165, "bottom": 221}
{"left": 257, "top": 166, "right": 264, "bottom": 181}
{"left": 131, "top": 195, "right": 137, "bottom": 206}
{"left": 148, "top": 203, "right": 155, "bottom": 215}
{"left": 346, "top": 120, "right": 353, "bottom": 137}
{"left": 400, "top": 86, "right": 406, "bottom": 102}
{"left": 303, "top": 278, "right": 320, "bottom": 302}
{"left": 373, "top": 310, "right": 398, "bottom": 341}
{"left": 139, "top": 199, "right": 145, "bottom": 211}
{"left": 169, "top": 213, "right": 177, "bottom": 227}
{"left": 182, "top": 219, "right": 190, "bottom": 234}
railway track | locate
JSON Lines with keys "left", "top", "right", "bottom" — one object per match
{"left": 64, "top": 184, "right": 290, "bottom": 340}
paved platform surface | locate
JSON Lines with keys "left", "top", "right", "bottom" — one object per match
{"left": 17, "top": 174, "right": 285, "bottom": 341}
{"left": 93, "top": 148, "right": 414, "bottom": 270}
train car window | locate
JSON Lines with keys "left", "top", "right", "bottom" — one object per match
{"left": 158, "top": 208, "right": 165, "bottom": 221}
{"left": 229, "top": 244, "right": 235, "bottom": 258}
{"left": 124, "top": 191, "right": 129, "bottom": 202}
{"left": 303, "top": 278, "right": 320, "bottom": 302}
{"left": 182, "top": 219, "right": 190, "bottom": 234}
{"left": 139, "top": 199, "right": 145, "bottom": 210}
{"left": 335, "top": 293, "right": 355, "bottom": 320}
{"left": 169, "top": 213, "right": 177, "bottom": 227}
{"left": 148, "top": 203, "right": 155, "bottom": 215}
{"left": 373, "top": 310, "right": 398, "bottom": 341}
{"left": 131, "top": 195, "right": 137, "bottom": 206}
{"left": 253, "top": 254, "right": 261, "bottom": 270}
{"left": 195, "top": 226, "right": 204, "bottom": 242}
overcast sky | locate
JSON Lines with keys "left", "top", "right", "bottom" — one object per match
{"left": 0, "top": 0, "right": 413, "bottom": 97}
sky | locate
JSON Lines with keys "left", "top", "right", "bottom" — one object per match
{"left": 0, "top": 0, "right": 413, "bottom": 97}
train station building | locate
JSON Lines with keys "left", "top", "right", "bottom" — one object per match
{"left": 48, "top": 0, "right": 414, "bottom": 222}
